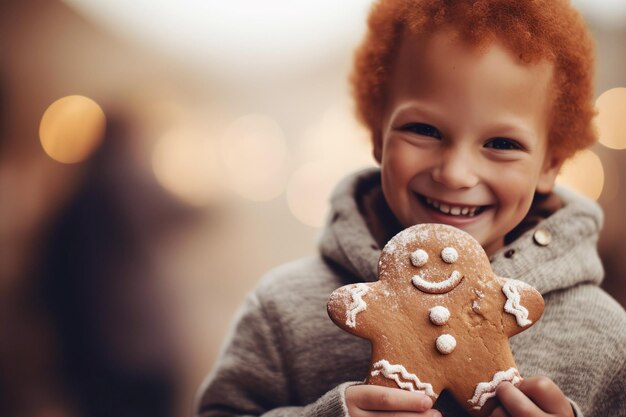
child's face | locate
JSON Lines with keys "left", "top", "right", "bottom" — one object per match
{"left": 374, "top": 29, "right": 561, "bottom": 255}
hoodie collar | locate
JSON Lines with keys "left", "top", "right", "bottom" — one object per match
{"left": 490, "top": 186, "right": 604, "bottom": 293}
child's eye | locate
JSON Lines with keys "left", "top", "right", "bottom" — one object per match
{"left": 400, "top": 123, "right": 442, "bottom": 139}
{"left": 484, "top": 138, "right": 522, "bottom": 150}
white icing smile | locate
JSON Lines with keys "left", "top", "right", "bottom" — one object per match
{"left": 412, "top": 270, "right": 463, "bottom": 294}
{"left": 425, "top": 197, "right": 485, "bottom": 217}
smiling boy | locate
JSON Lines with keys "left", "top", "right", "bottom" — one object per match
{"left": 376, "top": 28, "right": 559, "bottom": 256}
{"left": 196, "top": 1, "right": 626, "bottom": 416}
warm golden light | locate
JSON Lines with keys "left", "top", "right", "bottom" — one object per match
{"left": 152, "top": 126, "right": 222, "bottom": 206}
{"left": 288, "top": 100, "right": 377, "bottom": 227}
{"left": 595, "top": 87, "right": 626, "bottom": 150}
{"left": 556, "top": 149, "right": 605, "bottom": 200}
{"left": 219, "top": 114, "right": 288, "bottom": 202}
{"left": 298, "top": 100, "right": 372, "bottom": 164}
{"left": 286, "top": 160, "right": 347, "bottom": 228}
{"left": 39, "top": 95, "right": 106, "bottom": 164}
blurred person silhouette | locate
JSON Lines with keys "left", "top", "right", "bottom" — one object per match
{"left": 0, "top": 110, "right": 188, "bottom": 417}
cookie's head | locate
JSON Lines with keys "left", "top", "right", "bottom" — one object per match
{"left": 379, "top": 223, "right": 491, "bottom": 294}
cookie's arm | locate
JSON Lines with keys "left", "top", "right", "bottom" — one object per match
{"left": 496, "top": 277, "right": 545, "bottom": 337}
{"left": 327, "top": 283, "right": 372, "bottom": 336}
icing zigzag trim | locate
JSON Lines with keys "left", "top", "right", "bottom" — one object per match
{"left": 502, "top": 280, "right": 532, "bottom": 327}
{"left": 468, "top": 368, "right": 522, "bottom": 410}
{"left": 371, "top": 360, "right": 436, "bottom": 398}
{"left": 345, "top": 284, "right": 369, "bottom": 328}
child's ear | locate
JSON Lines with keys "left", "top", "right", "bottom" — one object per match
{"left": 536, "top": 155, "right": 563, "bottom": 194}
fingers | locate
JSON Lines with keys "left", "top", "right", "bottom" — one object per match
{"left": 517, "top": 377, "right": 574, "bottom": 416}
{"left": 496, "top": 377, "right": 575, "bottom": 417}
{"left": 345, "top": 385, "right": 440, "bottom": 417}
{"left": 495, "top": 382, "right": 543, "bottom": 416}
{"left": 349, "top": 385, "right": 433, "bottom": 412}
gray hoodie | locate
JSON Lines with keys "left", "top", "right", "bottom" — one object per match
{"left": 195, "top": 169, "right": 626, "bottom": 417}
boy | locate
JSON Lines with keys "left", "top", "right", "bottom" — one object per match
{"left": 195, "top": 1, "right": 626, "bottom": 416}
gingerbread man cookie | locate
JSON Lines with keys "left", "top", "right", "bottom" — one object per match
{"left": 327, "top": 223, "right": 544, "bottom": 417}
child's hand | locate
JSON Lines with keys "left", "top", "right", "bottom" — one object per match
{"left": 490, "top": 377, "right": 574, "bottom": 417}
{"left": 345, "top": 385, "right": 440, "bottom": 417}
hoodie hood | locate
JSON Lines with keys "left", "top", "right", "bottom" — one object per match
{"left": 318, "top": 169, "right": 383, "bottom": 283}
{"left": 318, "top": 168, "right": 604, "bottom": 295}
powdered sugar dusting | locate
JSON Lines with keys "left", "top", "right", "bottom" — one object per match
{"left": 382, "top": 224, "right": 486, "bottom": 269}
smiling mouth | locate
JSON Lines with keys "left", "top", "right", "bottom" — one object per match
{"left": 420, "top": 195, "right": 489, "bottom": 217}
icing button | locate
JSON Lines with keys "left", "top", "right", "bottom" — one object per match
{"left": 533, "top": 229, "right": 551, "bottom": 246}
{"left": 429, "top": 306, "right": 450, "bottom": 326}
{"left": 436, "top": 334, "right": 457, "bottom": 354}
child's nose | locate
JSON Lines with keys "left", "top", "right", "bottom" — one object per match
{"left": 431, "top": 148, "right": 479, "bottom": 189}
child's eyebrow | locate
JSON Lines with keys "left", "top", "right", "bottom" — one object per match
{"left": 388, "top": 102, "right": 445, "bottom": 121}
{"left": 485, "top": 120, "right": 543, "bottom": 142}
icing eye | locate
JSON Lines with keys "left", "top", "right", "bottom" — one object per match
{"left": 410, "top": 249, "right": 428, "bottom": 267}
{"left": 441, "top": 247, "right": 458, "bottom": 264}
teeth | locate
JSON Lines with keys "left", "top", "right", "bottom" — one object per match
{"left": 424, "top": 197, "right": 481, "bottom": 217}
{"left": 426, "top": 198, "right": 440, "bottom": 209}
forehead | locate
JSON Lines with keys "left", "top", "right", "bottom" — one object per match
{"left": 387, "top": 28, "right": 555, "bottom": 115}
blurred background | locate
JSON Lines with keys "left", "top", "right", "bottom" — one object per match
{"left": 0, "top": 0, "right": 624, "bottom": 416}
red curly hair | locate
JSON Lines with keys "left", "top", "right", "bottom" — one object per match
{"left": 351, "top": 0, "right": 596, "bottom": 163}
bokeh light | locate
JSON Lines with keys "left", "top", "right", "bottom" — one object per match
{"left": 286, "top": 160, "right": 349, "bottom": 228}
{"left": 287, "top": 100, "right": 376, "bottom": 227}
{"left": 219, "top": 114, "right": 288, "bottom": 202}
{"left": 596, "top": 87, "right": 626, "bottom": 150}
{"left": 556, "top": 149, "right": 605, "bottom": 200}
{"left": 152, "top": 126, "right": 222, "bottom": 206}
{"left": 39, "top": 95, "right": 106, "bottom": 164}
{"left": 597, "top": 151, "right": 620, "bottom": 204}
{"left": 299, "top": 100, "right": 372, "bottom": 163}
